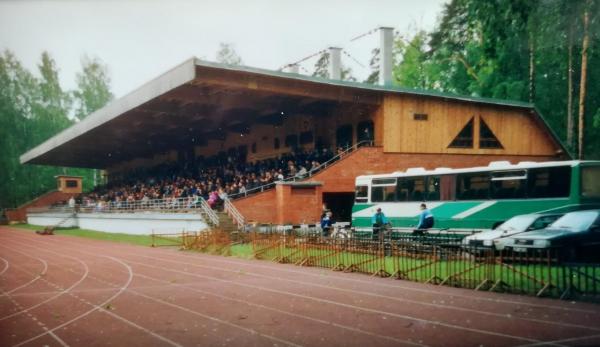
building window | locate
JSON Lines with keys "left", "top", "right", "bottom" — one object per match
{"left": 274, "top": 138, "right": 280, "bottom": 149}
{"left": 448, "top": 117, "right": 474, "bottom": 148}
{"left": 66, "top": 180, "right": 78, "bottom": 188}
{"left": 413, "top": 113, "right": 428, "bottom": 121}
{"left": 336, "top": 124, "right": 353, "bottom": 149}
{"left": 479, "top": 118, "right": 503, "bottom": 149}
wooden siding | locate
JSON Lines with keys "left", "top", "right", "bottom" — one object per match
{"left": 382, "top": 94, "right": 558, "bottom": 156}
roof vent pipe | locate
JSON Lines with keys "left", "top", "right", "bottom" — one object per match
{"left": 328, "top": 47, "right": 342, "bottom": 80}
{"left": 379, "top": 27, "right": 394, "bottom": 86}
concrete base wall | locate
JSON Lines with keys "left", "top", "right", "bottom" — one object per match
{"left": 27, "top": 212, "right": 208, "bottom": 235}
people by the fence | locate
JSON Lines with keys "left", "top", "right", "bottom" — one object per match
{"left": 371, "top": 207, "right": 389, "bottom": 239}
{"left": 320, "top": 211, "right": 334, "bottom": 237}
{"left": 416, "top": 203, "right": 434, "bottom": 229}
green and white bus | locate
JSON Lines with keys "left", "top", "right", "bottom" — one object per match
{"left": 352, "top": 161, "right": 600, "bottom": 231}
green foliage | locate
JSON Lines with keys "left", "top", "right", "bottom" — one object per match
{"left": 72, "top": 55, "right": 113, "bottom": 120}
{"left": 215, "top": 43, "right": 243, "bottom": 65}
{"left": 379, "top": 0, "right": 600, "bottom": 158}
{"left": 0, "top": 51, "right": 113, "bottom": 209}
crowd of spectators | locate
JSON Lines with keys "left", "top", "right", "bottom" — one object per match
{"left": 77, "top": 147, "right": 337, "bottom": 210}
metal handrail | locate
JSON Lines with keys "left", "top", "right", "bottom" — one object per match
{"left": 27, "top": 196, "right": 210, "bottom": 214}
{"left": 198, "top": 197, "right": 220, "bottom": 226}
{"left": 228, "top": 140, "right": 372, "bottom": 200}
{"left": 224, "top": 198, "right": 245, "bottom": 230}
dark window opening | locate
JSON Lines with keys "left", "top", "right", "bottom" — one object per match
{"left": 528, "top": 167, "right": 571, "bottom": 198}
{"left": 426, "top": 176, "right": 441, "bottom": 201}
{"left": 448, "top": 117, "right": 474, "bottom": 148}
{"left": 251, "top": 143, "right": 257, "bottom": 153}
{"left": 480, "top": 118, "right": 503, "bottom": 149}
{"left": 285, "top": 134, "right": 298, "bottom": 148}
{"left": 66, "top": 180, "right": 78, "bottom": 188}
{"left": 357, "top": 121, "right": 374, "bottom": 143}
{"left": 414, "top": 113, "right": 428, "bottom": 121}
{"left": 355, "top": 185, "right": 368, "bottom": 203}
{"left": 336, "top": 124, "right": 353, "bottom": 149}
{"left": 274, "top": 138, "right": 280, "bottom": 149}
{"left": 299, "top": 131, "right": 314, "bottom": 144}
{"left": 457, "top": 173, "right": 490, "bottom": 200}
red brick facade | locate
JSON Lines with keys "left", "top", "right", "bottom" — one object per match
{"left": 5, "top": 191, "right": 75, "bottom": 223}
{"left": 233, "top": 146, "right": 558, "bottom": 224}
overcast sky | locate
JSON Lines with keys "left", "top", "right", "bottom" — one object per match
{"left": 0, "top": 0, "right": 447, "bottom": 98}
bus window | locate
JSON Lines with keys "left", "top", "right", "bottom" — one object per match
{"left": 426, "top": 176, "right": 441, "bottom": 201}
{"left": 355, "top": 185, "right": 368, "bottom": 203}
{"left": 527, "top": 167, "right": 571, "bottom": 198}
{"left": 404, "top": 177, "right": 426, "bottom": 201}
{"left": 372, "top": 178, "right": 396, "bottom": 202}
{"left": 491, "top": 170, "right": 526, "bottom": 199}
{"left": 457, "top": 173, "right": 490, "bottom": 200}
{"left": 372, "top": 185, "right": 396, "bottom": 202}
{"left": 440, "top": 175, "right": 456, "bottom": 200}
{"left": 581, "top": 166, "right": 600, "bottom": 198}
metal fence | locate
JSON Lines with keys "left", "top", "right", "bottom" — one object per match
{"left": 248, "top": 231, "right": 600, "bottom": 301}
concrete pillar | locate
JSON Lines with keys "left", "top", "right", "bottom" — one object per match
{"left": 379, "top": 27, "right": 394, "bottom": 86}
{"left": 328, "top": 47, "right": 342, "bottom": 80}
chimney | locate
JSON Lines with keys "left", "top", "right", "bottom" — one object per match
{"left": 328, "top": 47, "right": 342, "bottom": 80}
{"left": 379, "top": 27, "right": 394, "bottom": 86}
{"left": 286, "top": 64, "right": 299, "bottom": 74}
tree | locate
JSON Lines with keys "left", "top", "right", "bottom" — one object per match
{"left": 364, "top": 48, "right": 380, "bottom": 84}
{"left": 577, "top": 0, "right": 591, "bottom": 159}
{"left": 215, "top": 43, "right": 243, "bottom": 65}
{"left": 312, "top": 51, "right": 329, "bottom": 78}
{"left": 73, "top": 55, "right": 113, "bottom": 120}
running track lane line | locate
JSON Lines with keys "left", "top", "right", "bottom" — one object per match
{"left": 0, "top": 247, "right": 90, "bottom": 321}
{"left": 10, "top": 236, "right": 548, "bottom": 347}
{"left": 11, "top": 255, "right": 182, "bottom": 347}
{"left": 516, "top": 333, "right": 600, "bottom": 347}
{"left": 0, "top": 257, "right": 9, "bottom": 276}
{"left": 123, "top": 257, "right": 551, "bottom": 345}
{"left": 16, "top": 229, "right": 594, "bottom": 315}
{"left": 0, "top": 245, "right": 48, "bottom": 295}
{"left": 10, "top": 232, "right": 598, "bottom": 342}
{"left": 5, "top": 240, "right": 424, "bottom": 347}
{"left": 6, "top": 242, "right": 304, "bottom": 347}
{"left": 133, "top": 252, "right": 600, "bottom": 333}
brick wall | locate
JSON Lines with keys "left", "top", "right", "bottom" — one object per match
{"left": 5, "top": 191, "right": 75, "bottom": 223}
{"left": 232, "top": 146, "right": 558, "bottom": 224}
{"left": 307, "top": 146, "right": 558, "bottom": 193}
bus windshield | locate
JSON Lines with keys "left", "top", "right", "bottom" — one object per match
{"left": 581, "top": 166, "right": 600, "bottom": 198}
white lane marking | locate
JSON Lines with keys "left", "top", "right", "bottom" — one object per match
{"left": 14, "top": 240, "right": 307, "bottom": 347}
{"left": 452, "top": 201, "right": 497, "bottom": 219}
{"left": 0, "top": 256, "right": 9, "bottom": 276}
{"left": 134, "top": 272, "right": 424, "bottom": 347}
{"left": 10, "top": 229, "right": 598, "bottom": 315}
{"left": 0, "top": 246, "right": 48, "bottom": 295}
{"left": 125, "top": 258, "right": 542, "bottom": 344}
{"left": 0, "top": 240, "right": 90, "bottom": 321}
{"left": 13, "top": 253, "right": 182, "bottom": 347}
{"left": 134, "top": 253, "right": 600, "bottom": 333}
{"left": 516, "top": 333, "right": 600, "bottom": 347}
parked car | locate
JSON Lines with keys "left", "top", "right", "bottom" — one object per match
{"left": 462, "top": 213, "right": 562, "bottom": 250}
{"left": 502, "top": 210, "right": 600, "bottom": 258}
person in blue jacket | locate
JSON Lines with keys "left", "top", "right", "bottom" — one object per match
{"left": 416, "top": 203, "right": 434, "bottom": 229}
{"left": 371, "top": 208, "right": 389, "bottom": 239}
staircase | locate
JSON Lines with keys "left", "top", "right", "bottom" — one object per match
{"left": 216, "top": 211, "right": 239, "bottom": 233}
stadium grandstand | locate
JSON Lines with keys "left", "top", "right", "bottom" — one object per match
{"left": 16, "top": 28, "right": 570, "bottom": 232}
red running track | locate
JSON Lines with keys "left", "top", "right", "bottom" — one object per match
{"left": 1, "top": 226, "right": 599, "bottom": 347}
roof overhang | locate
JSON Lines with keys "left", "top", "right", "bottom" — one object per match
{"left": 20, "top": 57, "right": 570, "bottom": 169}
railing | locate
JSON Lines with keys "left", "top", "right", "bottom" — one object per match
{"left": 198, "top": 197, "right": 219, "bottom": 226}
{"left": 228, "top": 141, "right": 373, "bottom": 200}
{"left": 248, "top": 231, "right": 600, "bottom": 301}
{"left": 27, "top": 196, "right": 210, "bottom": 214}
{"left": 224, "top": 198, "right": 245, "bottom": 230}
